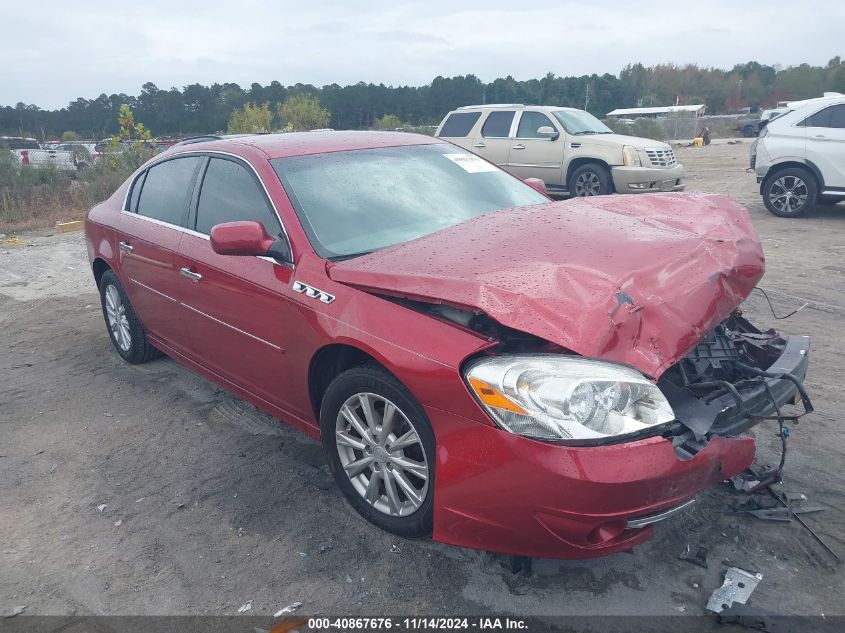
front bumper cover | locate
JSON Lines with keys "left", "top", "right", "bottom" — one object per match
{"left": 611, "top": 164, "right": 685, "bottom": 193}
{"left": 428, "top": 333, "right": 810, "bottom": 560}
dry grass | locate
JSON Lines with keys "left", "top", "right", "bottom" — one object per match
{"left": 0, "top": 181, "right": 90, "bottom": 233}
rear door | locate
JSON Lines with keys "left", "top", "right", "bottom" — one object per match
{"left": 470, "top": 110, "right": 516, "bottom": 168}
{"left": 803, "top": 104, "right": 845, "bottom": 188}
{"left": 176, "top": 155, "right": 298, "bottom": 409}
{"left": 506, "top": 110, "right": 565, "bottom": 186}
{"left": 117, "top": 155, "right": 204, "bottom": 349}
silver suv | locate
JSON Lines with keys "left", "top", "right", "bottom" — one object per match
{"left": 435, "top": 104, "right": 684, "bottom": 197}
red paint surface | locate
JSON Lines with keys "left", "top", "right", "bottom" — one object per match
{"left": 86, "top": 133, "right": 765, "bottom": 559}
{"left": 330, "top": 192, "right": 765, "bottom": 378}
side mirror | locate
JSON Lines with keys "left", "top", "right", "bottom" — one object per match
{"left": 537, "top": 126, "right": 560, "bottom": 141}
{"left": 524, "top": 178, "right": 548, "bottom": 196}
{"left": 210, "top": 220, "right": 291, "bottom": 263}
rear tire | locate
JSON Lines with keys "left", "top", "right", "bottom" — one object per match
{"left": 99, "top": 270, "right": 161, "bottom": 364}
{"left": 742, "top": 125, "right": 757, "bottom": 138}
{"left": 320, "top": 365, "right": 435, "bottom": 537}
{"left": 569, "top": 163, "right": 613, "bottom": 197}
{"left": 762, "top": 167, "right": 817, "bottom": 218}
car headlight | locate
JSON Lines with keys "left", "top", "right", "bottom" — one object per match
{"left": 622, "top": 145, "right": 642, "bottom": 167}
{"left": 465, "top": 355, "right": 674, "bottom": 441}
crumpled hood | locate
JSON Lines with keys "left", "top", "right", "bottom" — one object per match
{"left": 328, "top": 193, "right": 765, "bottom": 378}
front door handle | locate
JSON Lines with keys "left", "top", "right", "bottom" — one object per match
{"left": 180, "top": 267, "right": 202, "bottom": 282}
{"left": 118, "top": 241, "right": 133, "bottom": 253}
{"left": 812, "top": 135, "right": 829, "bottom": 141}
{"left": 473, "top": 142, "right": 486, "bottom": 148}
{"left": 512, "top": 144, "right": 526, "bottom": 150}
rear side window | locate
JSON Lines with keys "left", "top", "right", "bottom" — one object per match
{"left": 439, "top": 112, "right": 481, "bottom": 137}
{"left": 128, "top": 171, "right": 146, "bottom": 212}
{"left": 195, "top": 158, "right": 281, "bottom": 235}
{"left": 517, "top": 112, "right": 555, "bottom": 138}
{"left": 481, "top": 111, "right": 515, "bottom": 138}
{"left": 136, "top": 156, "right": 203, "bottom": 226}
{"left": 799, "top": 107, "right": 832, "bottom": 128}
{"left": 829, "top": 105, "right": 845, "bottom": 128}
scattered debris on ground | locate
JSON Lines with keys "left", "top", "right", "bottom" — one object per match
{"left": 706, "top": 567, "right": 763, "bottom": 613}
{"left": 274, "top": 601, "right": 302, "bottom": 617}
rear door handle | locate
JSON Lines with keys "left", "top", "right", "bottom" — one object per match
{"left": 180, "top": 267, "right": 202, "bottom": 282}
{"left": 473, "top": 142, "right": 486, "bottom": 148}
{"left": 512, "top": 144, "right": 526, "bottom": 150}
{"left": 118, "top": 241, "right": 133, "bottom": 253}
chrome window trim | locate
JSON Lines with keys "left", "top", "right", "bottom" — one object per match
{"left": 121, "top": 149, "right": 294, "bottom": 269}
{"left": 181, "top": 302, "right": 283, "bottom": 351}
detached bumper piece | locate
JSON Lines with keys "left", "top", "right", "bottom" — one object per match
{"left": 658, "top": 313, "right": 812, "bottom": 460}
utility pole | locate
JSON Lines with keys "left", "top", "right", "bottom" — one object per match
{"left": 584, "top": 82, "right": 590, "bottom": 111}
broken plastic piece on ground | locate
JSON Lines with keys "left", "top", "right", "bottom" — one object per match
{"left": 237, "top": 600, "right": 252, "bottom": 613}
{"left": 706, "top": 567, "right": 762, "bottom": 613}
{"left": 746, "top": 506, "right": 824, "bottom": 521}
{"left": 4, "top": 606, "right": 26, "bottom": 618}
{"left": 96, "top": 504, "right": 107, "bottom": 513}
{"left": 274, "top": 601, "right": 303, "bottom": 617}
{"left": 679, "top": 544, "right": 708, "bottom": 569}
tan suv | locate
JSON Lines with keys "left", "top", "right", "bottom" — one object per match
{"left": 435, "top": 104, "right": 684, "bottom": 196}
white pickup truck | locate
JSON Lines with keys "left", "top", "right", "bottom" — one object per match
{"left": 1, "top": 136, "right": 79, "bottom": 171}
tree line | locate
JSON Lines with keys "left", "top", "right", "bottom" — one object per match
{"left": 3, "top": 58, "right": 844, "bottom": 140}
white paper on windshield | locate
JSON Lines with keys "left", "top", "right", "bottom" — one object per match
{"left": 443, "top": 153, "right": 498, "bottom": 173}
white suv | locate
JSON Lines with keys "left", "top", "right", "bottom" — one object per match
{"left": 436, "top": 104, "right": 684, "bottom": 197}
{"left": 752, "top": 94, "right": 845, "bottom": 217}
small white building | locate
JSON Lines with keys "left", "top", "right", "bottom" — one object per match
{"left": 606, "top": 104, "right": 706, "bottom": 119}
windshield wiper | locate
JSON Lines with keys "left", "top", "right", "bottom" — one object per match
{"left": 329, "top": 250, "right": 376, "bottom": 262}
{"left": 573, "top": 130, "right": 599, "bottom": 135}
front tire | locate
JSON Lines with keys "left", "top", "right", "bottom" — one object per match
{"left": 99, "top": 270, "right": 161, "bottom": 364}
{"left": 320, "top": 365, "right": 435, "bottom": 537}
{"left": 762, "top": 168, "right": 817, "bottom": 218}
{"left": 742, "top": 125, "right": 757, "bottom": 138}
{"left": 569, "top": 163, "right": 613, "bottom": 197}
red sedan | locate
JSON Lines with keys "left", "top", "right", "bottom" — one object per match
{"left": 85, "top": 132, "right": 811, "bottom": 559}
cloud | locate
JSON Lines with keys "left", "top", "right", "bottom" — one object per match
{"left": 1, "top": 0, "right": 842, "bottom": 108}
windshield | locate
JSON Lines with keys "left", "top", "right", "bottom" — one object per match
{"left": 552, "top": 110, "right": 613, "bottom": 135}
{"left": 272, "top": 144, "right": 548, "bottom": 259}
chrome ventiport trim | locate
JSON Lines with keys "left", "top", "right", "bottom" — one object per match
{"left": 626, "top": 498, "right": 696, "bottom": 529}
{"left": 292, "top": 280, "right": 335, "bottom": 304}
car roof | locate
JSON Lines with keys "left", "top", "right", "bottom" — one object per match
{"left": 453, "top": 104, "right": 581, "bottom": 113}
{"left": 168, "top": 131, "right": 443, "bottom": 160}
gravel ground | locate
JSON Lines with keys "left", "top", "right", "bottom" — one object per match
{"left": 1, "top": 139, "right": 843, "bottom": 620}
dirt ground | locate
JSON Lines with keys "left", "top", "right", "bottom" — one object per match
{"left": 1, "top": 139, "right": 844, "bottom": 621}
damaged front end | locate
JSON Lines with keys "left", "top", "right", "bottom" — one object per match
{"left": 658, "top": 311, "right": 812, "bottom": 460}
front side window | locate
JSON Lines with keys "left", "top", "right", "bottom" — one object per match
{"left": 195, "top": 158, "right": 281, "bottom": 235}
{"left": 272, "top": 144, "right": 547, "bottom": 259}
{"left": 438, "top": 112, "right": 481, "bottom": 137}
{"left": 516, "top": 112, "right": 556, "bottom": 138}
{"left": 135, "top": 156, "right": 203, "bottom": 226}
{"left": 481, "top": 111, "right": 515, "bottom": 137}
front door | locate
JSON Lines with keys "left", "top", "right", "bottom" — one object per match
{"left": 176, "top": 156, "right": 299, "bottom": 412}
{"left": 506, "top": 110, "right": 565, "bottom": 186}
{"left": 117, "top": 155, "right": 205, "bottom": 349}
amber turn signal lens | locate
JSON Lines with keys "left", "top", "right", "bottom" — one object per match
{"left": 468, "top": 377, "right": 528, "bottom": 415}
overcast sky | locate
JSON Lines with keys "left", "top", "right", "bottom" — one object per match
{"left": 2, "top": 0, "right": 842, "bottom": 109}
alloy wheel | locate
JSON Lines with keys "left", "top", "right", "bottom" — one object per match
{"left": 335, "top": 392, "right": 430, "bottom": 517}
{"left": 574, "top": 171, "right": 601, "bottom": 196}
{"left": 105, "top": 284, "right": 131, "bottom": 352}
{"left": 769, "top": 175, "right": 808, "bottom": 215}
